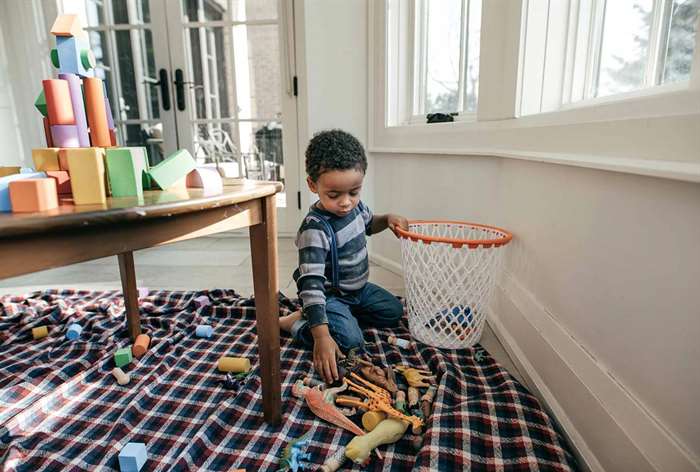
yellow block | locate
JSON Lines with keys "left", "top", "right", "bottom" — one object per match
{"left": 32, "top": 148, "right": 61, "bottom": 171}
{"left": 67, "top": 147, "right": 107, "bottom": 205}
{"left": 32, "top": 326, "right": 49, "bottom": 339}
{"left": 217, "top": 356, "right": 251, "bottom": 373}
{"left": 0, "top": 167, "right": 22, "bottom": 177}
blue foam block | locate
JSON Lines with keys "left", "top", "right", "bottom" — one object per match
{"left": 0, "top": 172, "right": 47, "bottom": 212}
{"left": 66, "top": 323, "right": 83, "bottom": 340}
{"left": 195, "top": 324, "right": 213, "bottom": 338}
{"left": 118, "top": 442, "right": 147, "bottom": 472}
{"left": 56, "top": 36, "right": 93, "bottom": 77}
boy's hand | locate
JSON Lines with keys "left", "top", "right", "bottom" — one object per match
{"left": 311, "top": 325, "right": 344, "bottom": 383}
{"left": 387, "top": 214, "right": 409, "bottom": 237}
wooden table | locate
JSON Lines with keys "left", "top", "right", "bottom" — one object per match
{"left": 0, "top": 180, "right": 283, "bottom": 424}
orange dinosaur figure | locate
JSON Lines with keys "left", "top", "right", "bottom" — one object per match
{"left": 300, "top": 384, "right": 365, "bottom": 436}
{"left": 336, "top": 373, "right": 424, "bottom": 434}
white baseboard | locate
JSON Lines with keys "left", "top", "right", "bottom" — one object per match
{"left": 369, "top": 250, "right": 699, "bottom": 471}
{"left": 492, "top": 271, "right": 698, "bottom": 472}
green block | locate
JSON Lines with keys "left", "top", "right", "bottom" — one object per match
{"left": 50, "top": 48, "right": 60, "bottom": 68}
{"left": 35, "top": 90, "right": 47, "bottom": 117}
{"left": 114, "top": 347, "right": 132, "bottom": 368}
{"left": 147, "top": 149, "right": 196, "bottom": 190}
{"left": 105, "top": 147, "right": 149, "bottom": 198}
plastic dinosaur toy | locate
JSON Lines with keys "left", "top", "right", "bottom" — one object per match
{"left": 395, "top": 365, "right": 436, "bottom": 388}
{"left": 278, "top": 432, "right": 311, "bottom": 472}
{"left": 357, "top": 359, "right": 398, "bottom": 394}
{"left": 345, "top": 418, "right": 408, "bottom": 465}
{"left": 294, "top": 383, "right": 365, "bottom": 436}
{"left": 421, "top": 385, "right": 438, "bottom": 418}
{"left": 336, "top": 373, "right": 424, "bottom": 434}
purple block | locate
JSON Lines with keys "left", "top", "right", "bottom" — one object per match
{"left": 103, "top": 82, "right": 115, "bottom": 130}
{"left": 51, "top": 125, "right": 80, "bottom": 148}
{"left": 138, "top": 287, "right": 149, "bottom": 298}
{"left": 59, "top": 73, "right": 90, "bottom": 147}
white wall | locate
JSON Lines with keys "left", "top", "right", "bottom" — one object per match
{"left": 0, "top": 0, "right": 56, "bottom": 167}
{"left": 371, "top": 152, "right": 700, "bottom": 470}
{"left": 299, "top": 0, "right": 373, "bottom": 210}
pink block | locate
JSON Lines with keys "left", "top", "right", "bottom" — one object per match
{"left": 194, "top": 295, "right": 211, "bottom": 308}
{"left": 186, "top": 167, "right": 223, "bottom": 194}
{"left": 51, "top": 125, "right": 80, "bottom": 148}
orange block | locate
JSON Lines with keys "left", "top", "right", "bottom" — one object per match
{"left": 50, "top": 14, "right": 82, "bottom": 37}
{"left": 0, "top": 167, "right": 21, "bottom": 177}
{"left": 66, "top": 147, "right": 107, "bottom": 205}
{"left": 43, "top": 79, "right": 75, "bottom": 126}
{"left": 84, "top": 78, "right": 111, "bottom": 147}
{"left": 9, "top": 178, "right": 58, "bottom": 213}
{"left": 46, "top": 170, "right": 71, "bottom": 195}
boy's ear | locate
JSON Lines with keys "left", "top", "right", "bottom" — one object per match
{"left": 306, "top": 176, "right": 318, "bottom": 194}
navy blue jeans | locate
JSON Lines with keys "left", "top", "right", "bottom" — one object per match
{"left": 291, "top": 282, "right": 403, "bottom": 352}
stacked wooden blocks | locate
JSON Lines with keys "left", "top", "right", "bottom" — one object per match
{"left": 1, "top": 14, "right": 225, "bottom": 214}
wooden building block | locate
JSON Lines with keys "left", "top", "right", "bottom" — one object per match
{"left": 112, "top": 367, "right": 130, "bottom": 385}
{"left": 9, "top": 178, "right": 59, "bottom": 213}
{"left": 105, "top": 147, "right": 149, "bottom": 198}
{"left": 0, "top": 167, "right": 21, "bottom": 178}
{"left": 35, "top": 90, "right": 47, "bottom": 116}
{"left": 217, "top": 356, "right": 251, "bottom": 373}
{"left": 118, "top": 442, "right": 147, "bottom": 472}
{"left": 43, "top": 117, "right": 53, "bottom": 147}
{"left": 51, "top": 125, "right": 81, "bottom": 148}
{"left": 66, "top": 323, "right": 82, "bottom": 340}
{"left": 32, "top": 326, "right": 49, "bottom": 339}
{"left": 114, "top": 347, "right": 132, "bottom": 368}
{"left": 0, "top": 172, "right": 47, "bottom": 212}
{"left": 84, "top": 77, "right": 111, "bottom": 147}
{"left": 147, "top": 149, "right": 196, "bottom": 190}
{"left": 56, "top": 36, "right": 94, "bottom": 77}
{"left": 186, "top": 167, "right": 223, "bottom": 194}
{"left": 50, "top": 14, "right": 83, "bottom": 37}
{"left": 32, "top": 148, "right": 61, "bottom": 171}
{"left": 132, "top": 334, "right": 150, "bottom": 358}
{"left": 46, "top": 170, "right": 71, "bottom": 195}
{"left": 66, "top": 147, "right": 107, "bottom": 205}
{"left": 58, "top": 73, "right": 90, "bottom": 146}
{"left": 43, "top": 79, "right": 75, "bottom": 125}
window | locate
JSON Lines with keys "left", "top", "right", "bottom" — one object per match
{"left": 385, "top": 0, "right": 481, "bottom": 124}
{"left": 519, "top": 0, "right": 700, "bottom": 116}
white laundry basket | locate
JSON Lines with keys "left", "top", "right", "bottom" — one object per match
{"left": 397, "top": 221, "right": 513, "bottom": 349}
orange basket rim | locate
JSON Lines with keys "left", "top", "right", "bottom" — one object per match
{"left": 395, "top": 220, "right": 513, "bottom": 248}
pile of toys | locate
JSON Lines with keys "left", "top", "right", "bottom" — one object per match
{"left": 284, "top": 337, "right": 439, "bottom": 471}
{"left": 0, "top": 14, "right": 223, "bottom": 214}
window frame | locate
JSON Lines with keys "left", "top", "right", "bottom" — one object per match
{"left": 371, "top": 0, "right": 700, "bottom": 183}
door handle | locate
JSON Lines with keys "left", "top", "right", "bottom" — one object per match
{"left": 143, "top": 69, "right": 172, "bottom": 111}
{"left": 173, "top": 69, "right": 190, "bottom": 111}
{"left": 158, "top": 69, "right": 171, "bottom": 111}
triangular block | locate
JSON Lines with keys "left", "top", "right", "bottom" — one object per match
{"left": 147, "top": 149, "right": 196, "bottom": 190}
{"left": 50, "top": 14, "right": 82, "bottom": 37}
{"left": 35, "top": 90, "right": 47, "bottom": 117}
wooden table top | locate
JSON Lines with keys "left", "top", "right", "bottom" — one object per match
{"left": 0, "top": 179, "right": 283, "bottom": 237}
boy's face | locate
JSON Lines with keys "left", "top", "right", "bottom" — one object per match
{"left": 307, "top": 169, "right": 364, "bottom": 217}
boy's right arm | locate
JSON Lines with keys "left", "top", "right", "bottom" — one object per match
{"left": 296, "top": 221, "right": 343, "bottom": 382}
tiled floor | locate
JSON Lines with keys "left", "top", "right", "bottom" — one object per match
{"left": 0, "top": 235, "right": 524, "bottom": 383}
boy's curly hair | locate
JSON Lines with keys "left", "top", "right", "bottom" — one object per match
{"left": 305, "top": 129, "right": 367, "bottom": 181}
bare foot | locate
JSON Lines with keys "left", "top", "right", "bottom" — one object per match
{"left": 279, "top": 309, "right": 302, "bottom": 333}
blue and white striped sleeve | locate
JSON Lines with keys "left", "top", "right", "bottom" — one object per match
{"left": 295, "top": 218, "right": 330, "bottom": 327}
{"left": 358, "top": 201, "right": 374, "bottom": 235}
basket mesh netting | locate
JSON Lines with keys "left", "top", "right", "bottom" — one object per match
{"left": 398, "top": 221, "right": 512, "bottom": 349}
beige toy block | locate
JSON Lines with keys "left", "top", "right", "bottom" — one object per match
{"left": 66, "top": 147, "right": 107, "bottom": 205}
{"left": 0, "top": 167, "right": 22, "bottom": 178}
{"left": 50, "top": 14, "right": 82, "bottom": 37}
{"left": 32, "top": 148, "right": 61, "bottom": 172}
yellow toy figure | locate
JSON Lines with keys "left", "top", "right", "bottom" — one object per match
{"left": 395, "top": 365, "right": 436, "bottom": 388}
{"left": 345, "top": 418, "right": 409, "bottom": 464}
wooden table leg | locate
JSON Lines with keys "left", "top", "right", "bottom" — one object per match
{"left": 249, "top": 195, "right": 281, "bottom": 425}
{"left": 118, "top": 251, "right": 141, "bottom": 342}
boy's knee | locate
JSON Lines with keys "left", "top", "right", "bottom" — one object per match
{"left": 374, "top": 297, "right": 404, "bottom": 328}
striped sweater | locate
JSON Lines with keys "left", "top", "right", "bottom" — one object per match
{"left": 293, "top": 201, "right": 374, "bottom": 327}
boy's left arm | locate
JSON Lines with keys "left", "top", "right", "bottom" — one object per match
{"left": 370, "top": 213, "right": 408, "bottom": 237}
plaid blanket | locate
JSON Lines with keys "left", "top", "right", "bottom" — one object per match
{"left": 0, "top": 289, "right": 577, "bottom": 471}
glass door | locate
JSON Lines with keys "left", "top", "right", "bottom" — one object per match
{"left": 57, "top": 0, "right": 178, "bottom": 163}
{"left": 56, "top": 0, "right": 301, "bottom": 232}
{"left": 165, "top": 0, "right": 301, "bottom": 232}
